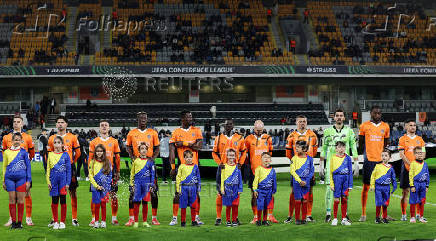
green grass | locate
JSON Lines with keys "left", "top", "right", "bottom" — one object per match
{"left": 427, "top": 158, "right": 436, "bottom": 169}
{"left": 0, "top": 163, "right": 435, "bottom": 241}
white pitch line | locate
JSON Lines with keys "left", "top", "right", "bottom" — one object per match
{"left": 355, "top": 186, "right": 436, "bottom": 207}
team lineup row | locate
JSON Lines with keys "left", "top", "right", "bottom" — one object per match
{"left": 1, "top": 106, "right": 430, "bottom": 229}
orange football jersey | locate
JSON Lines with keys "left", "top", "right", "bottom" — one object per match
{"left": 48, "top": 133, "right": 80, "bottom": 164}
{"left": 89, "top": 136, "right": 121, "bottom": 172}
{"left": 398, "top": 134, "right": 425, "bottom": 171}
{"left": 212, "top": 133, "right": 247, "bottom": 165}
{"left": 169, "top": 126, "right": 203, "bottom": 165}
{"left": 359, "top": 121, "right": 390, "bottom": 162}
{"left": 2, "top": 132, "right": 35, "bottom": 159}
{"left": 244, "top": 134, "right": 273, "bottom": 174}
{"left": 126, "top": 128, "right": 160, "bottom": 158}
{"left": 285, "top": 129, "right": 318, "bottom": 159}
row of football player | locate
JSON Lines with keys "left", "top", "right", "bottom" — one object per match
{"left": 2, "top": 132, "right": 429, "bottom": 229}
{"left": 1, "top": 107, "right": 430, "bottom": 228}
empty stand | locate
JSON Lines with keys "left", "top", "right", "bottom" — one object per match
{"left": 64, "top": 103, "right": 328, "bottom": 127}
{"left": 363, "top": 99, "right": 436, "bottom": 113}
{"left": 0, "top": 102, "right": 21, "bottom": 115}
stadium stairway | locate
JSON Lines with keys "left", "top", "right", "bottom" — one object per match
{"left": 332, "top": 5, "right": 372, "bottom": 64}
{"left": 0, "top": 23, "right": 14, "bottom": 65}
{"left": 299, "top": 8, "right": 319, "bottom": 52}
{"left": 80, "top": 55, "right": 91, "bottom": 65}
{"left": 0, "top": 5, "right": 16, "bottom": 65}
{"left": 47, "top": 114, "right": 58, "bottom": 127}
{"left": 279, "top": 18, "right": 301, "bottom": 63}
{"left": 65, "top": 6, "right": 79, "bottom": 53}
{"left": 295, "top": 54, "right": 308, "bottom": 65}
{"left": 271, "top": 16, "right": 285, "bottom": 50}
{"left": 89, "top": 55, "right": 95, "bottom": 65}
{"left": 101, "top": 6, "right": 112, "bottom": 50}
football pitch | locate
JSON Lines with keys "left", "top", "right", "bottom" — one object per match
{"left": 0, "top": 163, "right": 435, "bottom": 241}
